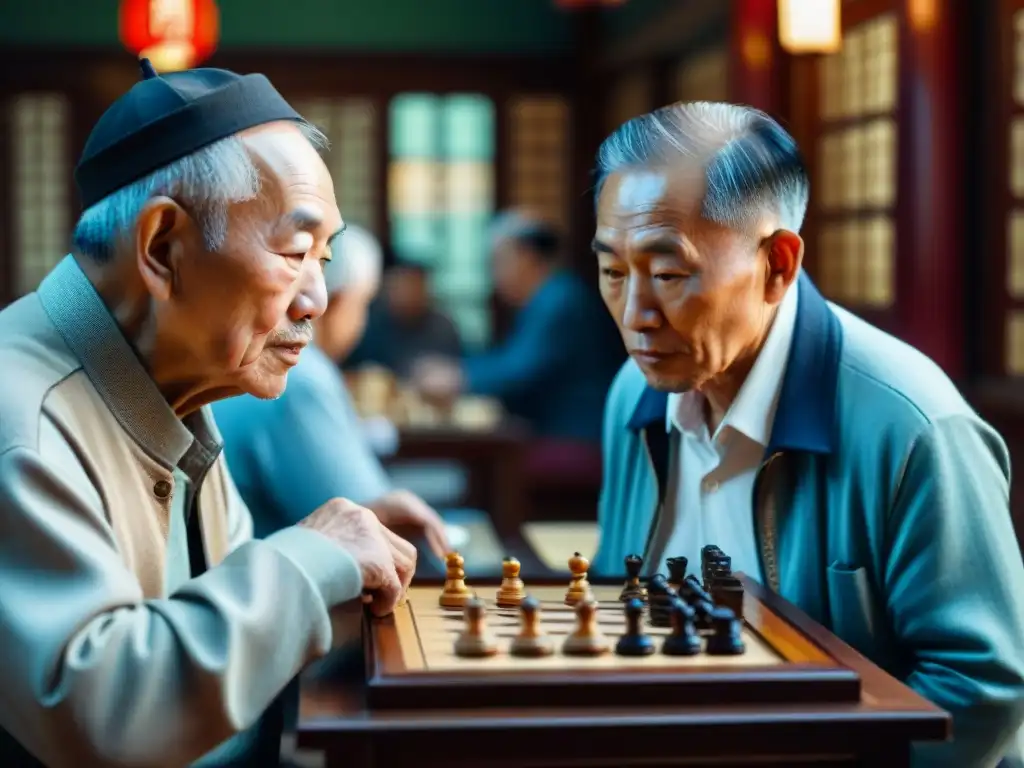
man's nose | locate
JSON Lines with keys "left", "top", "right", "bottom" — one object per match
{"left": 621, "top": 278, "right": 662, "bottom": 332}
{"left": 287, "top": 260, "right": 328, "bottom": 323}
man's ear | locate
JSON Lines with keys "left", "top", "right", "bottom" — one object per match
{"left": 764, "top": 229, "right": 804, "bottom": 304}
{"left": 134, "top": 196, "right": 197, "bottom": 301}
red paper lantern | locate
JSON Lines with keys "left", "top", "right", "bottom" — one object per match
{"left": 119, "top": 0, "right": 220, "bottom": 72}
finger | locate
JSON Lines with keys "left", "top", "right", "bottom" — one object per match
{"left": 381, "top": 525, "right": 417, "bottom": 562}
{"left": 368, "top": 564, "right": 403, "bottom": 617}
{"left": 425, "top": 525, "right": 450, "bottom": 560}
{"left": 390, "top": 541, "right": 417, "bottom": 591}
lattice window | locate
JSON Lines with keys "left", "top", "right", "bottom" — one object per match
{"left": 815, "top": 13, "right": 898, "bottom": 309}
{"left": 508, "top": 95, "right": 570, "bottom": 231}
{"left": 294, "top": 98, "right": 378, "bottom": 234}
{"left": 388, "top": 93, "right": 496, "bottom": 349}
{"left": 674, "top": 46, "right": 729, "bottom": 103}
{"left": 1006, "top": 9, "right": 1024, "bottom": 373}
{"left": 11, "top": 93, "right": 70, "bottom": 295}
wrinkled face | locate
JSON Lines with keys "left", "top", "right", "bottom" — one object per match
{"left": 320, "top": 282, "right": 378, "bottom": 362}
{"left": 491, "top": 236, "right": 530, "bottom": 306}
{"left": 137, "top": 121, "right": 343, "bottom": 401}
{"left": 594, "top": 167, "right": 798, "bottom": 393}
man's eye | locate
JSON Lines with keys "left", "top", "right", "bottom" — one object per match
{"left": 601, "top": 267, "right": 624, "bottom": 279}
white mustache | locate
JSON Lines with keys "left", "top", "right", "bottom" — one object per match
{"left": 268, "top": 322, "right": 313, "bottom": 346}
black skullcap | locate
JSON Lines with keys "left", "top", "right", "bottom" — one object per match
{"left": 74, "top": 58, "right": 303, "bottom": 210}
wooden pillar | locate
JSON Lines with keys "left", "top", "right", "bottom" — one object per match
{"left": 729, "top": 0, "right": 788, "bottom": 120}
{"left": 896, "top": 0, "right": 964, "bottom": 377}
{"left": 569, "top": 8, "right": 606, "bottom": 283}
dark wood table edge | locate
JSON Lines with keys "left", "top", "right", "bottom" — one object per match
{"left": 739, "top": 576, "right": 950, "bottom": 728}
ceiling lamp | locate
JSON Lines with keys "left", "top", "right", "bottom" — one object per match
{"left": 777, "top": 0, "right": 841, "bottom": 54}
{"left": 119, "top": 0, "right": 220, "bottom": 72}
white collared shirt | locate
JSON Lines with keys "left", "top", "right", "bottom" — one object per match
{"left": 649, "top": 283, "right": 799, "bottom": 584}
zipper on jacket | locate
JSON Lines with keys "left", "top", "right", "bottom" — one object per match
{"left": 752, "top": 451, "right": 782, "bottom": 592}
{"left": 639, "top": 430, "right": 663, "bottom": 568}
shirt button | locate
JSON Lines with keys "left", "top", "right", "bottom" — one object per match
{"left": 153, "top": 480, "right": 173, "bottom": 499}
{"left": 703, "top": 479, "right": 719, "bottom": 493}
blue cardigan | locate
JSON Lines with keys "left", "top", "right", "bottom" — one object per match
{"left": 592, "top": 274, "right": 1024, "bottom": 767}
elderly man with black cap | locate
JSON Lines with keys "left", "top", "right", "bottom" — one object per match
{"left": 0, "top": 60, "right": 416, "bottom": 766}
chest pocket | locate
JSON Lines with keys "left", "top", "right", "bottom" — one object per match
{"left": 825, "top": 561, "right": 888, "bottom": 663}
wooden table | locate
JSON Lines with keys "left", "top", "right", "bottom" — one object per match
{"left": 297, "top": 575, "right": 950, "bottom": 767}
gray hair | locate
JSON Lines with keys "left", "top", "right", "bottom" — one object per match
{"left": 322, "top": 223, "right": 383, "bottom": 297}
{"left": 71, "top": 121, "right": 329, "bottom": 263}
{"left": 594, "top": 101, "right": 809, "bottom": 234}
{"left": 487, "top": 209, "right": 561, "bottom": 262}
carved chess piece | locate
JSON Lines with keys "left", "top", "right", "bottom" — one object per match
{"left": 496, "top": 556, "right": 526, "bottom": 607}
{"left": 662, "top": 597, "right": 702, "bottom": 656}
{"left": 439, "top": 551, "right": 472, "bottom": 609}
{"left": 710, "top": 574, "right": 745, "bottom": 620}
{"left": 509, "top": 595, "right": 554, "bottom": 657}
{"left": 615, "top": 597, "right": 655, "bottom": 656}
{"left": 564, "top": 552, "right": 592, "bottom": 605}
{"left": 706, "top": 607, "right": 746, "bottom": 655}
{"left": 666, "top": 556, "right": 688, "bottom": 593}
{"left": 619, "top": 553, "right": 647, "bottom": 603}
{"left": 562, "top": 596, "right": 610, "bottom": 656}
{"left": 453, "top": 595, "right": 499, "bottom": 657}
{"left": 646, "top": 573, "right": 678, "bottom": 627}
{"left": 701, "top": 545, "right": 727, "bottom": 590}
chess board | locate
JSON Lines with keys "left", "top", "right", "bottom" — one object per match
{"left": 363, "top": 578, "right": 862, "bottom": 711}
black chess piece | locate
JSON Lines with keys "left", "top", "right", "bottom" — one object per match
{"left": 615, "top": 597, "right": 655, "bottom": 656}
{"left": 646, "top": 573, "right": 677, "bottom": 627}
{"left": 700, "top": 545, "right": 725, "bottom": 589}
{"left": 620, "top": 554, "right": 647, "bottom": 602}
{"left": 693, "top": 598, "right": 715, "bottom": 630}
{"left": 706, "top": 607, "right": 746, "bottom": 655}
{"left": 661, "top": 597, "right": 702, "bottom": 656}
{"left": 707, "top": 557, "right": 733, "bottom": 583}
{"left": 679, "top": 574, "right": 713, "bottom": 607}
{"left": 666, "top": 556, "right": 688, "bottom": 591}
{"left": 710, "top": 574, "right": 745, "bottom": 620}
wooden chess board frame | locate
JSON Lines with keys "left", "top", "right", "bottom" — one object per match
{"left": 364, "top": 575, "right": 862, "bottom": 711}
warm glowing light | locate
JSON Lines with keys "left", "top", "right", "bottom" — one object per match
{"left": 908, "top": 0, "right": 937, "bottom": 31}
{"left": 119, "top": 0, "right": 219, "bottom": 72}
{"left": 777, "top": 0, "right": 841, "bottom": 54}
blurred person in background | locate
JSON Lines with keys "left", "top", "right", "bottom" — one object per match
{"left": 346, "top": 253, "right": 462, "bottom": 378}
{"left": 213, "top": 224, "right": 452, "bottom": 562}
{"left": 413, "top": 211, "right": 624, "bottom": 455}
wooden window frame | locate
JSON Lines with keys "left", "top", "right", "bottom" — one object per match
{"left": 802, "top": 0, "right": 900, "bottom": 331}
{"left": 984, "top": 0, "right": 1024, "bottom": 379}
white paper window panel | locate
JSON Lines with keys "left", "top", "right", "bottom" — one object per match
{"left": 1011, "top": 117, "right": 1024, "bottom": 199}
{"left": 818, "top": 118, "right": 895, "bottom": 212}
{"left": 1014, "top": 10, "right": 1024, "bottom": 106}
{"left": 820, "top": 12, "right": 897, "bottom": 120}
{"left": 1006, "top": 310, "right": 1024, "bottom": 374}
{"left": 293, "top": 98, "right": 377, "bottom": 233}
{"left": 508, "top": 95, "right": 570, "bottom": 228}
{"left": 817, "top": 215, "right": 894, "bottom": 307}
{"left": 388, "top": 160, "right": 493, "bottom": 216}
{"left": 11, "top": 93, "right": 70, "bottom": 295}
{"left": 674, "top": 46, "right": 729, "bottom": 103}
{"left": 1008, "top": 209, "right": 1024, "bottom": 297}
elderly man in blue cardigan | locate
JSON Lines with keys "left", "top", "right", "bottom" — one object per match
{"left": 589, "top": 101, "right": 1024, "bottom": 767}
